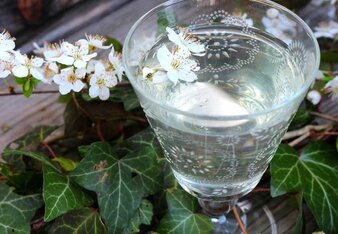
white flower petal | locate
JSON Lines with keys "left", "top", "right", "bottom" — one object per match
{"left": 307, "top": 90, "right": 321, "bottom": 105}
{"left": 157, "top": 45, "right": 174, "bottom": 72}
{"left": 74, "top": 59, "right": 87, "bottom": 68}
{"left": 14, "top": 52, "right": 27, "bottom": 65}
{"left": 61, "top": 42, "right": 76, "bottom": 56}
{"left": 99, "top": 86, "right": 110, "bottom": 100}
{"left": 59, "top": 84, "right": 72, "bottom": 95}
{"left": 31, "top": 57, "right": 44, "bottom": 67}
{"left": 56, "top": 55, "right": 74, "bottom": 65}
{"left": 89, "top": 85, "right": 99, "bottom": 98}
{"left": 94, "top": 62, "right": 106, "bottom": 74}
{"left": 166, "top": 27, "right": 183, "bottom": 47}
{"left": 0, "top": 70, "right": 10, "bottom": 78}
{"left": 178, "top": 69, "right": 197, "bottom": 82}
{"left": 87, "top": 59, "right": 99, "bottom": 73}
{"left": 0, "top": 39, "right": 15, "bottom": 51}
{"left": 75, "top": 68, "right": 87, "bottom": 78}
{"left": 167, "top": 69, "right": 179, "bottom": 85}
{"left": 82, "top": 52, "right": 97, "bottom": 62}
{"left": 152, "top": 71, "right": 168, "bottom": 83}
{"left": 266, "top": 8, "right": 279, "bottom": 18}
{"left": 72, "top": 80, "right": 85, "bottom": 92}
{"left": 187, "top": 43, "right": 205, "bottom": 55}
{"left": 0, "top": 51, "right": 11, "bottom": 61}
{"left": 49, "top": 62, "right": 59, "bottom": 73}
{"left": 142, "top": 67, "right": 154, "bottom": 79}
{"left": 30, "top": 68, "right": 44, "bottom": 80}
{"left": 12, "top": 65, "right": 29, "bottom": 78}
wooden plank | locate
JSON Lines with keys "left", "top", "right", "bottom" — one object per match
{"left": 0, "top": 0, "right": 166, "bottom": 153}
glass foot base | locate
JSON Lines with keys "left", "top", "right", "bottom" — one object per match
{"left": 207, "top": 197, "right": 278, "bottom": 234}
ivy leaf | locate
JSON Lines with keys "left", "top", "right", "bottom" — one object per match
{"left": 70, "top": 129, "right": 163, "bottom": 233}
{"left": 157, "top": 189, "right": 213, "bottom": 234}
{"left": 291, "top": 193, "right": 304, "bottom": 234}
{"left": 43, "top": 165, "right": 93, "bottom": 222}
{"left": 157, "top": 11, "right": 177, "bottom": 34}
{"left": 2, "top": 126, "right": 57, "bottom": 172}
{"left": 270, "top": 142, "right": 338, "bottom": 233}
{"left": 127, "top": 199, "right": 154, "bottom": 233}
{"left": 64, "top": 100, "right": 92, "bottom": 137}
{"left": 4, "top": 149, "right": 61, "bottom": 173}
{"left": 106, "top": 37, "right": 123, "bottom": 53}
{"left": 48, "top": 208, "right": 107, "bottom": 234}
{"left": 109, "top": 86, "right": 140, "bottom": 111}
{"left": 0, "top": 183, "right": 43, "bottom": 233}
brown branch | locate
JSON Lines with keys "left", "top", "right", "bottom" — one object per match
{"left": 42, "top": 142, "right": 57, "bottom": 159}
{"left": 232, "top": 207, "right": 247, "bottom": 234}
{"left": 126, "top": 115, "right": 147, "bottom": 123}
{"left": 283, "top": 124, "right": 331, "bottom": 140}
{"left": 95, "top": 120, "right": 106, "bottom": 142}
{"left": 252, "top": 188, "right": 271, "bottom": 193}
{"left": 0, "top": 90, "right": 59, "bottom": 96}
{"left": 289, "top": 132, "right": 310, "bottom": 148}
{"left": 71, "top": 92, "right": 91, "bottom": 119}
{"left": 311, "top": 111, "right": 338, "bottom": 123}
{"left": 31, "top": 217, "right": 45, "bottom": 232}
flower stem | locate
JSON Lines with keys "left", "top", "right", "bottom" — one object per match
{"left": 95, "top": 120, "right": 106, "bottom": 142}
{"left": 251, "top": 188, "right": 270, "bottom": 193}
{"left": 311, "top": 111, "right": 338, "bottom": 123}
{"left": 42, "top": 142, "right": 57, "bottom": 159}
{"left": 71, "top": 92, "right": 91, "bottom": 119}
{"left": 232, "top": 207, "right": 248, "bottom": 234}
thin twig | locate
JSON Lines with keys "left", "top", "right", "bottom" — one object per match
{"left": 43, "top": 128, "right": 65, "bottom": 144}
{"left": 252, "top": 188, "right": 270, "bottom": 193}
{"left": 283, "top": 124, "right": 331, "bottom": 140}
{"left": 126, "top": 115, "right": 147, "bottom": 123}
{"left": 311, "top": 111, "right": 338, "bottom": 123}
{"left": 95, "top": 120, "right": 106, "bottom": 142}
{"left": 0, "top": 90, "right": 59, "bottom": 96}
{"left": 232, "top": 207, "right": 247, "bottom": 234}
{"left": 71, "top": 92, "right": 91, "bottom": 119}
{"left": 42, "top": 142, "right": 57, "bottom": 159}
{"left": 314, "top": 132, "right": 338, "bottom": 136}
{"left": 289, "top": 132, "right": 310, "bottom": 148}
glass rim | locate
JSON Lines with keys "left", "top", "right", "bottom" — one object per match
{"left": 122, "top": 0, "right": 320, "bottom": 121}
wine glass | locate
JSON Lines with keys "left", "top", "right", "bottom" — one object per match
{"left": 122, "top": 0, "right": 320, "bottom": 232}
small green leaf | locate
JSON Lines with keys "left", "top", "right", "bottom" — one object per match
{"left": 13, "top": 76, "right": 27, "bottom": 85}
{"left": 3, "top": 149, "right": 61, "bottom": 173}
{"left": 58, "top": 93, "right": 72, "bottom": 103}
{"left": 157, "top": 189, "right": 213, "bottom": 234}
{"left": 48, "top": 208, "right": 107, "bottom": 234}
{"left": 70, "top": 129, "right": 162, "bottom": 233}
{"left": 53, "top": 157, "right": 78, "bottom": 171}
{"left": 127, "top": 199, "right": 154, "bottom": 233}
{"left": 0, "top": 183, "right": 43, "bottom": 234}
{"left": 106, "top": 37, "right": 123, "bottom": 53}
{"left": 43, "top": 165, "right": 93, "bottom": 222}
{"left": 23, "top": 79, "right": 33, "bottom": 97}
{"left": 270, "top": 142, "right": 338, "bottom": 233}
{"left": 2, "top": 126, "right": 56, "bottom": 172}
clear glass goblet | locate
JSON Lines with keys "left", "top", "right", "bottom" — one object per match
{"left": 123, "top": 0, "right": 320, "bottom": 232}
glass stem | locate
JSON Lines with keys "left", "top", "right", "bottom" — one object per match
{"left": 198, "top": 198, "right": 238, "bottom": 216}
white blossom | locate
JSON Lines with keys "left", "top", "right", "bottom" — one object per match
{"left": 12, "top": 52, "right": 44, "bottom": 80}
{"left": 325, "top": 75, "right": 338, "bottom": 100}
{"left": 53, "top": 67, "right": 86, "bottom": 94}
{"left": 38, "top": 62, "right": 59, "bottom": 84}
{"left": 314, "top": 21, "right": 338, "bottom": 39}
{"left": 0, "top": 59, "right": 13, "bottom": 78}
{"left": 108, "top": 47, "right": 124, "bottom": 82}
{"left": 142, "top": 67, "right": 167, "bottom": 83}
{"left": 307, "top": 90, "right": 321, "bottom": 105}
{"left": 89, "top": 62, "right": 117, "bottom": 100}
{"left": 86, "top": 34, "right": 112, "bottom": 50}
{"left": 166, "top": 27, "right": 205, "bottom": 56}
{"left": 130, "top": 34, "right": 156, "bottom": 66}
{"left": 157, "top": 45, "right": 199, "bottom": 85}
{"left": 0, "top": 30, "right": 15, "bottom": 60}
{"left": 58, "top": 40, "right": 97, "bottom": 68}
{"left": 262, "top": 8, "right": 297, "bottom": 44}
{"left": 316, "top": 70, "right": 325, "bottom": 80}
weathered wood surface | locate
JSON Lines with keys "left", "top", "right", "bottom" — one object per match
{"left": 0, "top": 0, "right": 334, "bottom": 232}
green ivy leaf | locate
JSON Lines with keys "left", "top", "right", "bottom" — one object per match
{"left": 109, "top": 86, "right": 140, "bottom": 111}
{"left": 64, "top": 100, "right": 92, "bottom": 137}
{"left": 4, "top": 149, "right": 61, "bottom": 173}
{"left": 70, "top": 129, "right": 162, "bottom": 233}
{"left": 291, "top": 193, "right": 304, "bottom": 234}
{"left": 127, "top": 199, "right": 154, "bottom": 233}
{"left": 270, "top": 142, "right": 338, "bottom": 233}
{"left": 43, "top": 165, "right": 93, "bottom": 222}
{"left": 53, "top": 157, "right": 78, "bottom": 172}
{"left": 48, "top": 208, "right": 107, "bottom": 234}
{"left": 2, "top": 126, "right": 57, "bottom": 172}
{"left": 321, "top": 51, "right": 338, "bottom": 63}
{"left": 157, "top": 11, "right": 177, "bottom": 34}
{"left": 0, "top": 183, "right": 43, "bottom": 233}
{"left": 105, "top": 37, "right": 123, "bottom": 53}
{"left": 157, "top": 189, "right": 213, "bottom": 234}
{"left": 289, "top": 107, "right": 313, "bottom": 129}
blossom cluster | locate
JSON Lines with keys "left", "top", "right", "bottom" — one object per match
{"left": 142, "top": 27, "right": 205, "bottom": 85}
{"left": 0, "top": 31, "right": 124, "bottom": 100}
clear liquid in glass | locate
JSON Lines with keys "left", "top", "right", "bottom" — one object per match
{"left": 138, "top": 25, "right": 303, "bottom": 199}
